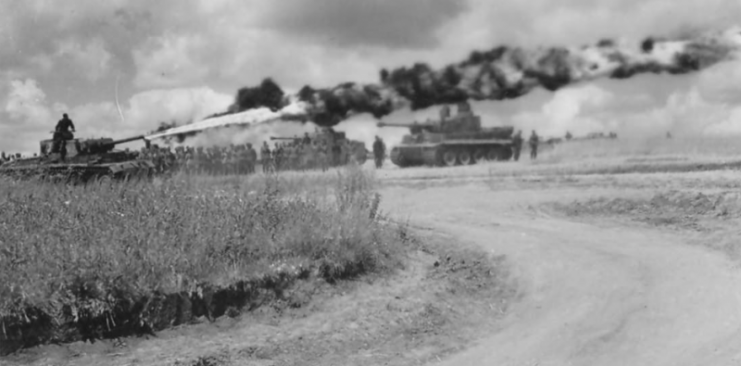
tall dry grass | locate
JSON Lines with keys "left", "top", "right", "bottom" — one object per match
{"left": 0, "top": 166, "right": 405, "bottom": 335}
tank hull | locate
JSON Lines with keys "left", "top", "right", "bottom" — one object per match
{"left": 389, "top": 139, "right": 514, "bottom": 168}
{"left": 0, "top": 156, "right": 158, "bottom": 184}
{"left": 1, "top": 134, "right": 162, "bottom": 184}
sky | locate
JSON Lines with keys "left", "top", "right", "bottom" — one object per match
{"left": 2, "top": 0, "right": 741, "bottom": 154}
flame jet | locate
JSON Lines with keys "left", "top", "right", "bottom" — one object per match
{"left": 146, "top": 26, "right": 741, "bottom": 141}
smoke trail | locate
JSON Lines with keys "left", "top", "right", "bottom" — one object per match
{"left": 146, "top": 26, "right": 741, "bottom": 141}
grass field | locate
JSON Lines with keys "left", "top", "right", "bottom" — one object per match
{"left": 0, "top": 166, "right": 410, "bottom": 352}
{"left": 539, "top": 135, "right": 741, "bottom": 163}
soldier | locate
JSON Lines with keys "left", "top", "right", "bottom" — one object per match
{"left": 275, "top": 143, "right": 284, "bottom": 171}
{"left": 373, "top": 136, "right": 386, "bottom": 169}
{"left": 512, "top": 130, "right": 523, "bottom": 161}
{"left": 289, "top": 144, "right": 299, "bottom": 170}
{"left": 302, "top": 132, "right": 311, "bottom": 145}
{"left": 260, "top": 141, "right": 272, "bottom": 173}
{"left": 317, "top": 141, "right": 328, "bottom": 172}
{"left": 331, "top": 141, "right": 341, "bottom": 167}
{"left": 529, "top": 130, "right": 539, "bottom": 160}
{"left": 565, "top": 131, "right": 573, "bottom": 141}
{"left": 246, "top": 144, "right": 257, "bottom": 174}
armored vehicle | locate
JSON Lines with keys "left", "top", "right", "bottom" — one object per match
{"left": 377, "top": 102, "right": 515, "bottom": 167}
{"left": 0, "top": 133, "right": 157, "bottom": 184}
{"left": 269, "top": 126, "right": 369, "bottom": 170}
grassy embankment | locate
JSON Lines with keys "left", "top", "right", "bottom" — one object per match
{"left": 0, "top": 166, "right": 409, "bottom": 353}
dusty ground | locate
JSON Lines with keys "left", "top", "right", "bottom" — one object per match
{"left": 6, "top": 144, "right": 741, "bottom": 366}
{"left": 1, "top": 216, "right": 515, "bottom": 366}
{"left": 374, "top": 153, "right": 741, "bottom": 366}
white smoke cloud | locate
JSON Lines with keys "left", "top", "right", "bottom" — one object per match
{"left": 182, "top": 121, "right": 318, "bottom": 149}
{"left": 510, "top": 85, "right": 616, "bottom": 138}
{"left": 125, "top": 87, "right": 232, "bottom": 128}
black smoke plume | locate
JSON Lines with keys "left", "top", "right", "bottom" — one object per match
{"left": 146, "top": 26, "right": 741, "bottom": 141}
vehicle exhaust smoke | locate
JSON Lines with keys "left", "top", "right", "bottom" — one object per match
{"left": 145, "top": 26, "right": 741, "bottom": 142}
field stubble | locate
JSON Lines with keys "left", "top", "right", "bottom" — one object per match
{"left": 532, "top": 136, "right": 741, "bottom": 263}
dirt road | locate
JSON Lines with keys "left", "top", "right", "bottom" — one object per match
{"left": 379, "top": 180, "right": 741, "bottom": 366}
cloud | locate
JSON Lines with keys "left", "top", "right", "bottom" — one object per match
{"left": 3, "top": 0, "right": 741, "bottom": 155}
{"left": 55, "top": 38, "right": 113, "bottom": 82}
{"left": 257, "top": 0, "right": 468, "bottom": 49}
{"left": 132, "top": 33, "right": 213, "bottom": 89}
{"left": 503, "top": 58, "right": 741, "bottom": 140}
{"left": 696, "top": 60, "right": 741, "bottom": 103}
{"left": 0, "top": 79, "right": 233, "bottom": 153}
{"left": 4, "top": 79, "right": 52, "bottom": 127}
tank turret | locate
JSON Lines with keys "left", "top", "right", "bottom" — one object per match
{"left": 376, "top": 103, "right": 516, "bottom": 168}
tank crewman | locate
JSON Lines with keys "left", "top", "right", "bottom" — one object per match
{"left": 51, "top": 113, "right": 76, "bottom": 155}
{"left": 512, "top": 130, "right": 523, "bottom": 161}
{"left": 372, "top": 136, "right": 386, "bottom": 169}
{"left": 55, "top": 113, "right": 76, "bottom": 138}
{"left": 529, "top": 130, "right": 539, "bottom": 160}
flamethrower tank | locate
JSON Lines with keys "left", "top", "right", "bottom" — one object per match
{"left": 377, "top": 102, "right": 515, "bottom": 167}
{"left": 0, "top": 132, "right": 159, "bottom": 184}
{"left": 269, "top": 126, "right": 369, "bottom": 170}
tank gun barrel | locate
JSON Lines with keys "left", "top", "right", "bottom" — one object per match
{"left": 107, "top": 135, "right": 148, "bottom": 146}
{"left": 376, "top": 121, "right": 437, "bottom": 128}
{"left": 269, "top": 136, "right": 299, "bottom": 141}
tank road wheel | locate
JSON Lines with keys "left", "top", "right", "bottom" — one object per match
{"left": 486, "top": 149, "right": 499, "bottom": 161}
{"left": 442, "top": 149, "right": 458, "bottom": 167}
{"left": 97, "top": 175, "right": 112, "bottom": 187}
{"left": 458, "top": 149, "right": 472, "bottom": 165}
{"left": 473, "top": 149, "right": 486, "bottom": 164}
